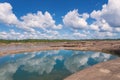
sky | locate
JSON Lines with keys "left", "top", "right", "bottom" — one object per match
{"left": 0, "top": 0, "right": 120, "bottom": 40}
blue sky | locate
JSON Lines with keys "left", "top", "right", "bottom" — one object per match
{"left": 0, "top": 0, "right": 120, "bottom": 40}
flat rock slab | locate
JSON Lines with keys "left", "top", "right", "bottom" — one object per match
{"left": 64, "top": 58, "right": 120, "bottom": 80}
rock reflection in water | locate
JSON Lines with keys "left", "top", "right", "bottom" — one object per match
{"left": 0, "top": 50, "right": 118, "bottom": 80}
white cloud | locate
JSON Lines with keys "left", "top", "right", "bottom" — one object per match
{"left": 0, "top": 2, "right": 18, "bottom": 25}
{"left": 100, "top": 19, "right": 112, "bottom": 32}
{"left": 0, "top": 32, "right": 8, "bottom": 39}
{"left": 87, "top": 0, "right": 120, "bottom": 40}
{"left": 44, "top": 29, "right": 59, "bottom": 35}
{"left": 93, "top": 31, "right": 117, "bottom": 39}
{"left": 20, "top": 11, "right": 62, "bottom": 30}
{"left": 0, "top": 2, "right": 62, "bottom": 32}
{"left": 73, "top": 32, "right": 87, "bottom": 39}
{"left": 88, "top": 0, "right": 120, "bottom": 38}
{"left": 63, "top": 9, "right": 89, "bottom": 29}
{"left": 90, "top": 19, "right": 112, "bottom": 32}
{"left": 91, "top": 10, "right": 101, "bottom": 20}
{"left": 82, "top": 13, "right": 89, "bottom": 20}
{"left": 0, "top": 0, "right": 120, "bottom": 40}
{"left": 115, "top": 28, "right": 120, "bottom": 32}
{"left": 0, "top": 30, "right": 24, "bottom": 40}
{"left": 91, "top": 0, "right": 120, "bottom": 27}
{"left": 90, "top": 24, "right": 100, "bottom": 31}
{"left": 0, "top": 29, "right": 60, "bottom": 40}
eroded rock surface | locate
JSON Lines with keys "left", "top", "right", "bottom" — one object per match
{"left": 64, "top": 58, "right": 120, "bottom": 80}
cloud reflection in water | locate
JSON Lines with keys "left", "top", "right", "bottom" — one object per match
{"left": 0, "top": 50, "right": 118, "bottom": 80}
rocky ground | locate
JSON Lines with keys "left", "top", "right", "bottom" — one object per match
{"left": 0, "top": 40, "right": 120, "bottom": 80}
{"left": 0, "top": 40, "right": 120, "bottom": 56}
{"left": 64, "top": 58, "right": 120, "bottom": 80}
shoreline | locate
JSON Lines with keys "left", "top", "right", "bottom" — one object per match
{"left": 0, "top": 40, "right": 120, "bottom": 56}
{"left": 64, "top": 58, "right": 120, "bottom": 80}
{"left": 0, "top": 40, "right": 120, "bottom": 80}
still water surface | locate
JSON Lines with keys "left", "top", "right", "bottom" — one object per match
{"left": 0, "top": 50, "right": 118, "bottom": 80}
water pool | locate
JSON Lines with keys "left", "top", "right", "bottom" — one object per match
{"left": 0, "top": 50, "right": 118, "bottom": 80}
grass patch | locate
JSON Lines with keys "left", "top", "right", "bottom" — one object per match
{"left": 0, "top": 39, "right": 120, "bottom": 44}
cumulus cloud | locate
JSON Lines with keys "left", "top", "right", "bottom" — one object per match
{"left": 0, "top": 29, "right": 61, "bottom": 40}
{"left": 63, "top": 9, "right": 89, "bottom": 29}
{"left": 88, "top": 0, "right": 120, "bottom": 38}
{"left": 0, "top": 2, "right": 62, "bottom": 32}
{"left": 20, "top": 11, "right": 62, "bottom": 30}
{"left": 92, "top": 31, "right": 117, "bottom": 39}
{"left": 90, "top": 19, "right": 113, "bottom": 32}
{"left": 0, "top": 0, "right": 120, "bottom": 40}
{"left": 91, "top": 0, "right": 120, "bottom": 27}
{"left": 90, "top": 24, "right": 100, "bottom": 31}
{"left": 73, "top": 32, "right": 87, "bottom": 39}
{"left": 0, "top": 2, "right": 18, "bottom": 25}
{"left": 0, "top": 3, "right": 34, "bottom": 32}
{"left": 115, "top": 28, "right": 120, "bottom": 32}
{"left": 62, "top": 4, "right": 120, "bottom": 39}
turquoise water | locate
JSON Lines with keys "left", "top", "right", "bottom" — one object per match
{"left": 0, "top": 50, "right": 118, "bottom": 80}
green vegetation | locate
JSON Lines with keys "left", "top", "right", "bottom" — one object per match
{"left": 0, "top": 39, "right": 75, "bottom": 43}
{"left": 0, "top": 39, "right": 120, "bottom": 44}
